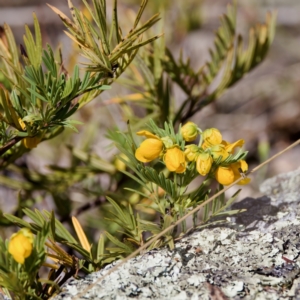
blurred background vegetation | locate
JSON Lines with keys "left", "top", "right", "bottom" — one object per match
{"left": 0, "top": 0, "right": 299, "bottom": 248}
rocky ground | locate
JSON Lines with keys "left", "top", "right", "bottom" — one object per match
{"left": 50, "top": 168, "right": 300, "bottom": 299}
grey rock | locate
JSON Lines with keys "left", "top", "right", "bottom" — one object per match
{"left": 52, "top": 168, "right": 300, "bottom": 299}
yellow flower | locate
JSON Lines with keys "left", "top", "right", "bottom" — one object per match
{"left": 8, "top": 228, "right": 34, "bottom": 264}
{"left": 164, "top": 147, "right": 186, "bottom": 173}
{"left": 135, "top": 130, "right": 164, "bottom": 163}
{"left": 215, "top": 160, "right": 251, "bottom": 185}
{"left": 202, "top": 128, "right": 222, "bottom": 147}
{"left": 215, "top": 166, "right": 235, "bottom": 185}
{"left": 184, "top": 144, "right": 199, "bottom": 162}
{"left": 181, "top": 122, "right": 198, "bottom": 142}
{"left": 196, "top": 152, "right": 213, "bottom": 176}
{"left": 23, "top": 136, "right": 41, "bottom": 149}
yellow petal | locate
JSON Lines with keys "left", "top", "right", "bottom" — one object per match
{"left": 221, "top": 140, "right": 229, "bottom": 147}
{"left": 224, "top": 139, "right": 244, "bottom": 154}
{"left": 237, "top": 177, "right": 251, "bottom": 185}
{"left": 232, "top": 160, "right": 251, "bottom": 185}
{"left": 201, "top": 141, "right": 210, "bottom": 150}
{"left": 136, "top": 130, "right": 159, "bottom": 140}
{"left": 215, "top": 166, "right": 235, "bottom": 185}
{"left": 23, "top": 136, "right": 41, "bottom": 149}
{"left": 135, "top": 138, "right": 163, "bottom": 162}
{"left": 164, "top": 147, "right": 186, "bottom": 173}
{"left": 18, "top": 118, "right": 26, "bottom": 130}
{"left": 175, "top": 163, "right": 186, "bottom": 173}
{"left": 239, "top": 160, "right": 248, "bottom": 172}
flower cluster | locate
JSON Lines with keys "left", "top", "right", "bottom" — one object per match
{"left": 135, "top": 130, "right": 186, "bottom": 173}
{"left": 135, "top": 121, "right": 250, "bottom": 185}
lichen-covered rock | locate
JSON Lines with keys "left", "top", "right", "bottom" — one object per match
{"left": 52, "top": 168, "right": 300, "bottom": 300}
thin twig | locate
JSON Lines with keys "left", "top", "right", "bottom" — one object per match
{"left": 248, "top": 140, "right": 300, "bottom": 174}
{"left": 0, "top": 136, "right": 23, "bottom": 156}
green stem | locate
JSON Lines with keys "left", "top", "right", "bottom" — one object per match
{"left": 198, "top": 128, "right": 203, "bottom": 147}
{"left": 174, "top": 173, "right": 178, "bottom": 198}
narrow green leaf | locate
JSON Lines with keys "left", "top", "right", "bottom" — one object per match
{"left": 27, "top": 88, "right": 48, "bottom": 102}
{"left": 97, "top": 234, "right": 105, "bottom": 259}
{"left": 106, "top": 197, "right": 127, "bottom": 221}
{"left": 105, "top": 231, "right": 132, "bottom": 252}
{"left": 64, "top": 242, "right": 92, "bottom": 260}
{"left": 42, "top": 210, "right": 78, "bottom": 244}
{"left": 134, "top": 0, "right": 148, "bottom": 29}
{"left": 3, "top": 214, "right": 32, "bottom": 229}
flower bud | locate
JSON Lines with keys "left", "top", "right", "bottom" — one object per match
{"left": 23, "top": 136, "right": 42, "bottom": 149}
{"left": 196, "top": 152, "right": 213, "bottom": 176}
{"left": 164, "top": 147, "right": 186, "bottom": 173}
{"left": 184, "top": 144, "right": 199, "bottom": 162}
{"left": 8, "top": 228, "right": 34, "bottom": 264}
{"left": 181, "top": 122, "right": 198, "bottom": 142}
{"left": 114, "top": 153, "right": 128, "bottom": 171}
{"left": 202, "top": 128, "right": 222, "bottom": 146}
{"left": 215, "top": 166, "right": 235, "bottom": 185}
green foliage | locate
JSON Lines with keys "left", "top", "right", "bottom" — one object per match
{"left": 48, "top": 0, "right": 161, "bottom": 107}
{"left": 0, "top": 0, "right": 160, "bottom": 166}
{"left": 115, "top": 2, "right": 277, "bottom": 125}
{"left": 0, "top": 0, "right": 277, "bottom": 299}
